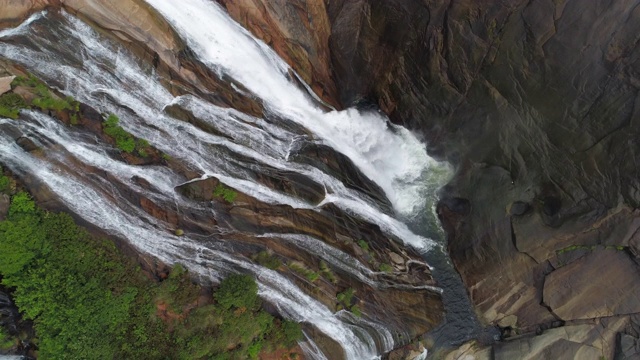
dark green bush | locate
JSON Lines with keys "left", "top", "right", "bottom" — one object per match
{"left": 0, "top": 93, "right": 27, "bottom": 119}
{"left": 0, "top": 191, "right": 302, "bottom": 359}
{"left": 215, "top": 274, "right": 258, "bottom": 311}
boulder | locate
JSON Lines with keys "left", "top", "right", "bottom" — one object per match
{"left": 543, "top": 250, "right": 640, "bottom": 321}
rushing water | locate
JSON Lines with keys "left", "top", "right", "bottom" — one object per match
{"left": 0, "top": 4, "right": 477, "bottom": 359}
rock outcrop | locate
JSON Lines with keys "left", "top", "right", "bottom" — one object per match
{"left": 216, "top": 0, "right": 339, "bottom": 107}
{"left": 216, "top": 0, "right": 640, "bottom": 357}
{"left": 0, "top": 0, "right": 49, "bottom": 28}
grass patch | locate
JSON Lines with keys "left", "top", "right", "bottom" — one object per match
{"left": 319, "top": 260, "right": 337, "bottom": 284}
{"left": 213, "top": 183, "right": 238, "bottom": 203}
{"left": 288, "top": 262, "right": 319, "bottom": 282}
{"left": 357, "top": 239, "right": 370, "bottom": 251}
{"left": 336, "top": 287, "right": 361, "bottom": 316}
{"left": 103, "top": 114, "right": 151, "bottom": 155}
{"left": 254, "top": 251, "right": 282, "bottom": 270}
{"left": 6, "top": 74, "right": 81, "bottom": 121}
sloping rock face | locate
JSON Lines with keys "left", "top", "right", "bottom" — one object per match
{"left": 217, "top": 0, "right": 640, "bottom": 358}
{"left": 0, "top": 0, "right": 49, "bottom": 27}
{"left": 216, "top": 0, "right": 339, "bottom": 107}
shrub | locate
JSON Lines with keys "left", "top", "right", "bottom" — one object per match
{"left": 357, "top": 239, "right": 370, "bottom": 251}
{"left": 319, "top": 260, "right": 338, "bottom": 284}
{"left": 0, "top": 93, "right": 27, "bottom": 119}
{"left": 0, "top": 327, "right": 14, "bottom": 350}
{"left": 279, "top": 320, "right": 303, "bottom": 347}
{"left": 254, "top": 251, "right": 282, "bottom": 270}
{"left": 0, "top": 192, "right": 303, "bottom": 359}
{"left": 103, "top": 114, "right": 137, "bottom": 153}
{"left": 215, "top": 274, "right": 258, "bottom": 310}
{"left": 213, "top": 183, "right": 238, "bottom": 203}
{"left": 0, "top": 175, "right": 10, "bottom": 193}
{"left": 8, "top": 191, "right": 35, "bottom": 215}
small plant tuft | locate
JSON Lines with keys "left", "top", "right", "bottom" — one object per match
{"left": 213, "top": 183, "right": 238, "bottom": 203}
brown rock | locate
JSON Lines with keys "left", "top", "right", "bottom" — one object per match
{"left": 388, "top": 251, "right": 404, "bottom": 265}
{"left": 0, "top": 0, "right": 49, "bottom": 28}
{"left": 494, "top": 320, "right": 628, "bottom": 360}
{"left": 0, "top": 76, "right": 15, "bottom": 96}
{"left": 61, "top": 0, "right": 181, "bottom": 57}
{"left": 218, "top": 0, "right": 340, "bottom": 107}
{"left": 543, "top": 250, "right": 640, "bottom": 320}
{"left": 497, "top": 314, "right": 518, "bottom": 328}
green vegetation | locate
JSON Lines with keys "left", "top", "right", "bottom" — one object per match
{"left": 213, "top": 183, "right": 238, "bottom": 203}
{"left": 103, "top": 114, "right": 135, "bottom": 153}
{"left": 336, "top": 287, "right": 355, "bottom": 305}
{"left": 102, "top": 114, "right": 151, "bottom": 156}
{"left": 288, "top": 262, "right": 320, "bottom": 282}
{"left": 336, "top": 287, "right": 361, "bottom": 316}
{"left": 0, "top": 167, "right": 10, "bottom": 193}
{"left": 0, "top": 93, "right": 26, "bottom": 119}
{"left": 0, "top": 190, "right": 302, "bottom": 359}
{"left": 357, "top": 239, "right": 370, "bottom": 251}
{"left": 378, "top": 263, "right": 393, "bottom": 273}
{"left": 254, "top": 251, "right": 282, "bottom": 270}
{"left": 0, "top": 327, "right": 15, "bottom": 350}
{"left": 319, "top": 260, "right": 337, "bottom": 284}
{"left": 11, "top": 75, "right": 81, "bottom": 115}
{"left": 351, "top": 305, "right": 362, "bottom": 318}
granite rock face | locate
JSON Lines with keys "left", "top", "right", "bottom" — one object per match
{"left": 219, "top": 0, "right": 640, "bottom": 357}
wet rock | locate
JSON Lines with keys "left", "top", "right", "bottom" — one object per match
{"left": 289, "top": 141, "right": 393, "bottom": 212}
{"left": 439, "top": 197, "right": 471, "bottom": 215}
{"left": 0, "top": 75, "right": 14, "bottom": 95}
{"left": 218, "top": 0, "right": 339, "bottom": 107}
{"left": 176, "top": 175, "right": 443, "bottom": 339}
{"left": 61, "top": 0, "right": 182, "bottom": 59}
{"left": 543, "top": 250, "right": 640, "bottom": 321}
{"left": 16, "top": 137, "right": 38, "bottom": 152}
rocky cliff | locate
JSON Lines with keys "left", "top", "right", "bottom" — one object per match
{"left": 215, "top": 0, "right": 640, "bottom": 358}
{"left": 3, "top": 0, "right": 640, "bottom": 358}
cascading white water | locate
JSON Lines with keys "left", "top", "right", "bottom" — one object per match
{"left": 143, "top": 0, "right": 450, "bottom": 219}
{"left": 0, "top": 6, "right": 453, "bottom": 360}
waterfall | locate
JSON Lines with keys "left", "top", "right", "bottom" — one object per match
{"left": 0, "top": 5, "right": 452, "bottom": 359}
